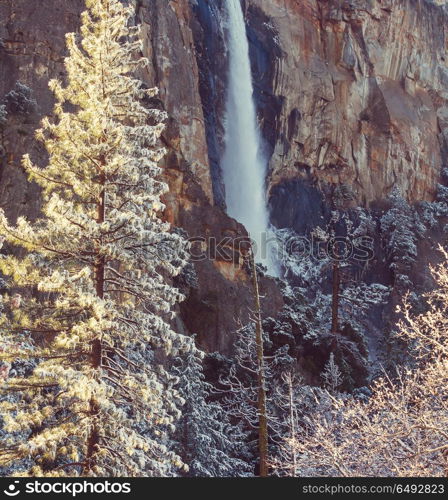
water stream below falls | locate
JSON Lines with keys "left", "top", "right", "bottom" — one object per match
{"left": 222, "top": 0, "right": 279, "bottom": 276}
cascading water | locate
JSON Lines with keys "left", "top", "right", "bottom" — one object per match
{"left": 222, "top": 0, "right": 278, "bottom": 276}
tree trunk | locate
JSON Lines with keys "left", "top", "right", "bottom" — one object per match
{"left": 85, "top": 168, "right": 106, "bottom": 474}
{"left": 331, "top": 259, "right": 340, "bottom": 334}
{"left": 286, "top": 372, "right": 297, "bottom": 477}
{"left": 250, "top": 251, "right": 269, "bottom": 477}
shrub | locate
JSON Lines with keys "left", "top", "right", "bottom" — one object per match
{"left": 4, "top": 82, "right": 37, "bottom": 116}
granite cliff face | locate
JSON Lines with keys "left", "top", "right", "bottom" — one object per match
{"left": 0, "top": 0, "right": 446, "bottom": 355}
{"left": 251, "top": 0, "right": 448, "bottom": 210}
{"left": 0, "top": 0, "right": 213, "bottom": 218}
{"left": 191, "top": 0, "right": 448, "bottom": 226}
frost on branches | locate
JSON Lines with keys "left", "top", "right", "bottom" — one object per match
{"left": 381, "top": 188, "right": 425, "bottom": 290}
{"left": 173, "top": 350, "right": 251, "bottom": 477}
{"left": 0, "top": 0, "right": 195, "bottom": 477}
{"left": 274, "top": 251, "right": 448, "bottom": 477}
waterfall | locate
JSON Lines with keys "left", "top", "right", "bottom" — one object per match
{"left": 222, "top": 0, "right": 278, "bottom": 276}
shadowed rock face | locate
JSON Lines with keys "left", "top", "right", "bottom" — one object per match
{"left": 190, "top": 0, "right": 228, "bottom": 209}
{"left": 270, "top": 177, "right": 331, "bottom": 235}
{"left": 0, "top": 0, "right": 446, "bottom": 355}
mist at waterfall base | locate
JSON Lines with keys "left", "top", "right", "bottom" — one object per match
{"left": 221, "top": 0, "right": 280, "bottom": 277}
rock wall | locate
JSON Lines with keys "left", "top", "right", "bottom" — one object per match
{"left": 247, "top": 0, "right": 448, "bottom": 206}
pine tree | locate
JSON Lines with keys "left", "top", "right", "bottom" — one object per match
{"left": 218, "top": 253, "right": 273, "bottom": 476}
{"left": 0, "top": 104, "right": 7, "bottom": 127}
{"left": 174, "top": 350, "right": 250, "bottom": 477}
{"left": 218, "top": 324, "right": 259, "bottom": 468}
{"left": 270, "top": 370, "right": 300, "bottom": 477}
{"left": 0, "top": 0, "right": 195, "bottom": 477}
{"left": 381, "top": 188, "right": 425, "bottom": 290}
{"left": 219, "top": 322, "right": 291, "bottom": 475}
{"left": 321, "top": 353, "right": 343, "bottom": 394}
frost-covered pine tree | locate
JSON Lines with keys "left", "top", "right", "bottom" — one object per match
{"left": 381, "top": 188, "right": 425, "bottom": 290}
{"left": 218, "top": 324, "right": 261, "bottom": 466}
{"left": 218, "top": 321, "right": 293, "bottom": 476}
{"left": 174, "top": 350, "right": 250, "bottom": 477}
{"left": 0, "top": 0, "right": 195, "bottom": 477}
{"left": 321, "top": 353, "right": 343, "bottom": 394}
{"left": 0, "top": 104, "right": 7, "bottom": 127}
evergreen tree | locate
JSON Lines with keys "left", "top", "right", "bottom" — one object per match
{"left": 0, "top": 104, "right": 7, "bottom": 127}
{"left": 250, "top": 251, "right": 269, "bottom": 477}
{"left": 321, "top": 353, "right": 343, "bottom": 394}
{"left": 174, "top": 350, "right": 250, "bottom": 477}
{"left": 381, "top": 188, "right": 425, "bottom": 290}
{"left": 219, "top": 323, "right": 295, "bottom": 476}
{"left": 0, "top": 0, "right": 194, "bottom": 477}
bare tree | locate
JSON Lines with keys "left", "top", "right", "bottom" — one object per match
{"left": 250, "top": 251, "right": 269, "bottom": 477}
{"left": 217, "top": 251, "right": 277, "bottom": 476}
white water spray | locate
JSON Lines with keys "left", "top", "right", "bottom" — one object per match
{"left": 222, "top": 0, "right": 278, "bottom": 276}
